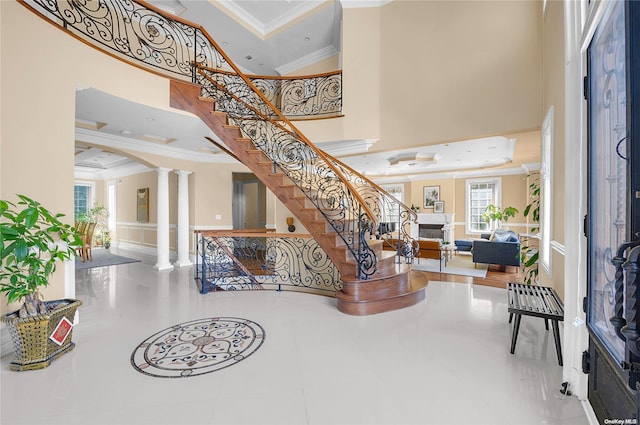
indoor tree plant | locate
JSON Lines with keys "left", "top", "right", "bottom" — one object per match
{"left": 482, "top": 204, "right": 519, "bottom": 229}
{"left": 520, "top": 174, "right": 540, "bottom": 285}
{"left": 0, "top": 194, "right": 83, "bottom": 371}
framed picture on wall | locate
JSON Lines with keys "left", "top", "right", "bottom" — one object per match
{"left": 423, "top": 186, "right": 440, "bottom": 208}
{"left": 434, "top": 201, "right": 444, "bottom": 213}
{"left": 137, "top": 188, "right": 149, "bottom": 222}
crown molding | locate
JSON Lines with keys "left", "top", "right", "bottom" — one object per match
{"left": 275, "top": 45, "right": 339, "bottom": 75}
{"left": 75, "top": 128, "right": 238, "bottom": 164}
{"left": 218, "top": 0, "right": 326, "bottom": 38}
{"left": 340, "top": 0, "right": 393, "bottom": 9}
{"left": 74, "top": 162, "right": 152, "bottom": 181}
{"left": 371, "top": 164, "right": 541, "bottom": 183}
{"left": 316, "top": 138, "right": 376, "bottom": 157}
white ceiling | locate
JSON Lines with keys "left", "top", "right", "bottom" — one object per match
{"left": 75, "top": 0, "right": 519, "bottom": 182}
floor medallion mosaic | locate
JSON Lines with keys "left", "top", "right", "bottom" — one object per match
{"left": 131, "top": 317, "right": 265, "bottom": 378}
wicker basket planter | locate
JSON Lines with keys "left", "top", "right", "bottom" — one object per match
{"left": 1, "top": 299, "right": 82, "bottom": 371}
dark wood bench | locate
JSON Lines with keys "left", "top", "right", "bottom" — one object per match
{"left": 507, "top": 282, "right": 564, "bottom": 366}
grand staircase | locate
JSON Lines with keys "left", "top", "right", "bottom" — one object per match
{"left": 170, "top": 75, "right": 426, "bottom": 315}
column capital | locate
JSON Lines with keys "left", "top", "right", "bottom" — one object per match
{"left": 157, "top": 167, "right": 173, "bottom": 174}
{"left": 175, "top": 170, "right": 192, "bottom": 176}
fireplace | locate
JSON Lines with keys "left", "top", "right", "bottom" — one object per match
{"left": 419, "top": 224, "right": 444, "bottom": 239}
{"left": 411, "top": 213, "right": 455, "bottom": 242}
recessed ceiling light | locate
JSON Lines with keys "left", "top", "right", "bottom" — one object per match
{"left": 246, "top": 55, "right": 254, "bottom": 61}
{"left": 121, "top": 130, "right": 132, "bottom": 135}
{"left": 304, "top": 36, "right": 311, "bottom": 42}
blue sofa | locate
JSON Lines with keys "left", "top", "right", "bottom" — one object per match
{"left": 472, "top": 231, "right": 521, "bottom": 267}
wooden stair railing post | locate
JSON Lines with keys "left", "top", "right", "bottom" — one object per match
{"left": 200, "top": 233, "right": 207, "bottom": 294}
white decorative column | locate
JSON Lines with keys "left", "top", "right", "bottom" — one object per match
{"left": 174, "top": 170, "right": 193, "bottom": 267}
{"left": 155, "top": 167, "right": 174, "bottom": 271}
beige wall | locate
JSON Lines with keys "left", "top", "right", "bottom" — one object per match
{"left": 342, "top": 6, "right": 382, "bottom": 142}
{"left": 540, "top": 0, "right": 565, "bottom": 297}
{"left": 300, "top": 1, "right": 542, "bottom": 157}
{"left": 378, "top": 1, "right": 542, "bottom": 152}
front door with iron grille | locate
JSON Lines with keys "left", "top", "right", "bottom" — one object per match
{"left": 586, "top": 1, "right": 640, "bottom": 422}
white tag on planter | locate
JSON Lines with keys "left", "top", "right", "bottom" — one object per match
{"left": 49, "top": 317, "right": 73, "bottom": 346}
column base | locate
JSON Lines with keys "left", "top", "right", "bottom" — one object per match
{"left": 154, "top": 263, "right": 174, "bottom": 271}
{"left": 174, "top": 260, "right": 193, "bottom": 268}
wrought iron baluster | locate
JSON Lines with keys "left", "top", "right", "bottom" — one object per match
{"left": 611, "top": 241, "right": 640, "bottom": 340}
{"left": 622, "top": 245, "right": 640, "bottom": 356}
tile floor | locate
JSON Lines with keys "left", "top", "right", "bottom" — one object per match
{"left": 1, "top": 249, "right": 590, "bottom": 425}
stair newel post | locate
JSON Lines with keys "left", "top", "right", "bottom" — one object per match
{"left": 194, "top": 231, "right": 200, "bottom": 280}
{"left": 357, "top": 204, "right": 363, "bottom": 279}
{"left": 200, "top": 233, "right": 208, "bottom": 294}
{"left": 394, "top": 200, "right": 401, "bottom": 264}
{"left": 192, "top": 32, "right": 198, "bottom": 84}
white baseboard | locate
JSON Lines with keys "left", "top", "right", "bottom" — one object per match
{"left": 581, "top": 399, "right": 599, "bottom": 425}
{"left": 116, "top": 242, "right": 178, "bottom": 261}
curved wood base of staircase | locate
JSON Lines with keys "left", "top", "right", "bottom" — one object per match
{"left": 335, "top": 265, "right": 427, "bottom": 315}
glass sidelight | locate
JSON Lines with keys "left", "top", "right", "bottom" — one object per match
{"left": 586, "top": 1, "right": 640, "bottom": 422}
{"left": 587, "top": 0, "right": 628, "bottom": 365}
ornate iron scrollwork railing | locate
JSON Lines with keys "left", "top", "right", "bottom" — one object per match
{"left": 196, "top": 65, "right": 378, "bottom": 278}
{"left": 195, "top": 232, "right": 341, "bottom": 295}
{"left": 250, "top": 72, "right": 342, "bottom": 119}
{"left": 20, "top": 0, "right": 342, "bottom": 119}
{"left": 330, "top": 159, "right": 419, "bottom": 262}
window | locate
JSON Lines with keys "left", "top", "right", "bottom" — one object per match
{"left": 74, "top": 183, "right": 95, "bottom": 220}
{"left": 466, "top": 178, "right": 501, "bottom": 233}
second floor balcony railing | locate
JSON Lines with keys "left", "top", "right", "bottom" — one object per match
{"left": 21, "top": 0, "right": 342, "bottom": 120}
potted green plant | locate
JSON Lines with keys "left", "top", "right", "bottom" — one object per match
{"left": 521, "top": 174, "right": 540, "bottom": 285}
{"left": 103, "top": 230, "right": 111, "bottom": 249}
{"left": 0, "top": 194, "right": 83, "bottom": 371}
{"left": 482, "top": 204, "right": 519, "bottom": 229}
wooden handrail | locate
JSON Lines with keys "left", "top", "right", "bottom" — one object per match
{"left": 197, "top": 231, "right": 312, "bottom": 238}
{"left": 196, "top": 64, "right": 377, "bottom": 225}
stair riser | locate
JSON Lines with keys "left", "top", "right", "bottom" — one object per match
{"left": 336, "top": 289, "right": 426, "bottom": 316}
{"left": 340, "top": 269, "right": 410, "bottom": 298}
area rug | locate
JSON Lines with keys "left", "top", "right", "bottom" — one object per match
{"left": 131, "top": 317, "right": 265, "bottom": 378}
{"left": 75, "top": 249, "right": 140, "bottom": 270}
{"left": 411, "top": 255, "right": 488, "bottom": 278}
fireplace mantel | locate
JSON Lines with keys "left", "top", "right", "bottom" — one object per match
{"left": 411, "top": 213, "right": 455, "bottom": 242}
{"left": 416, "top": 213, "right": 454, "bottom": 225}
